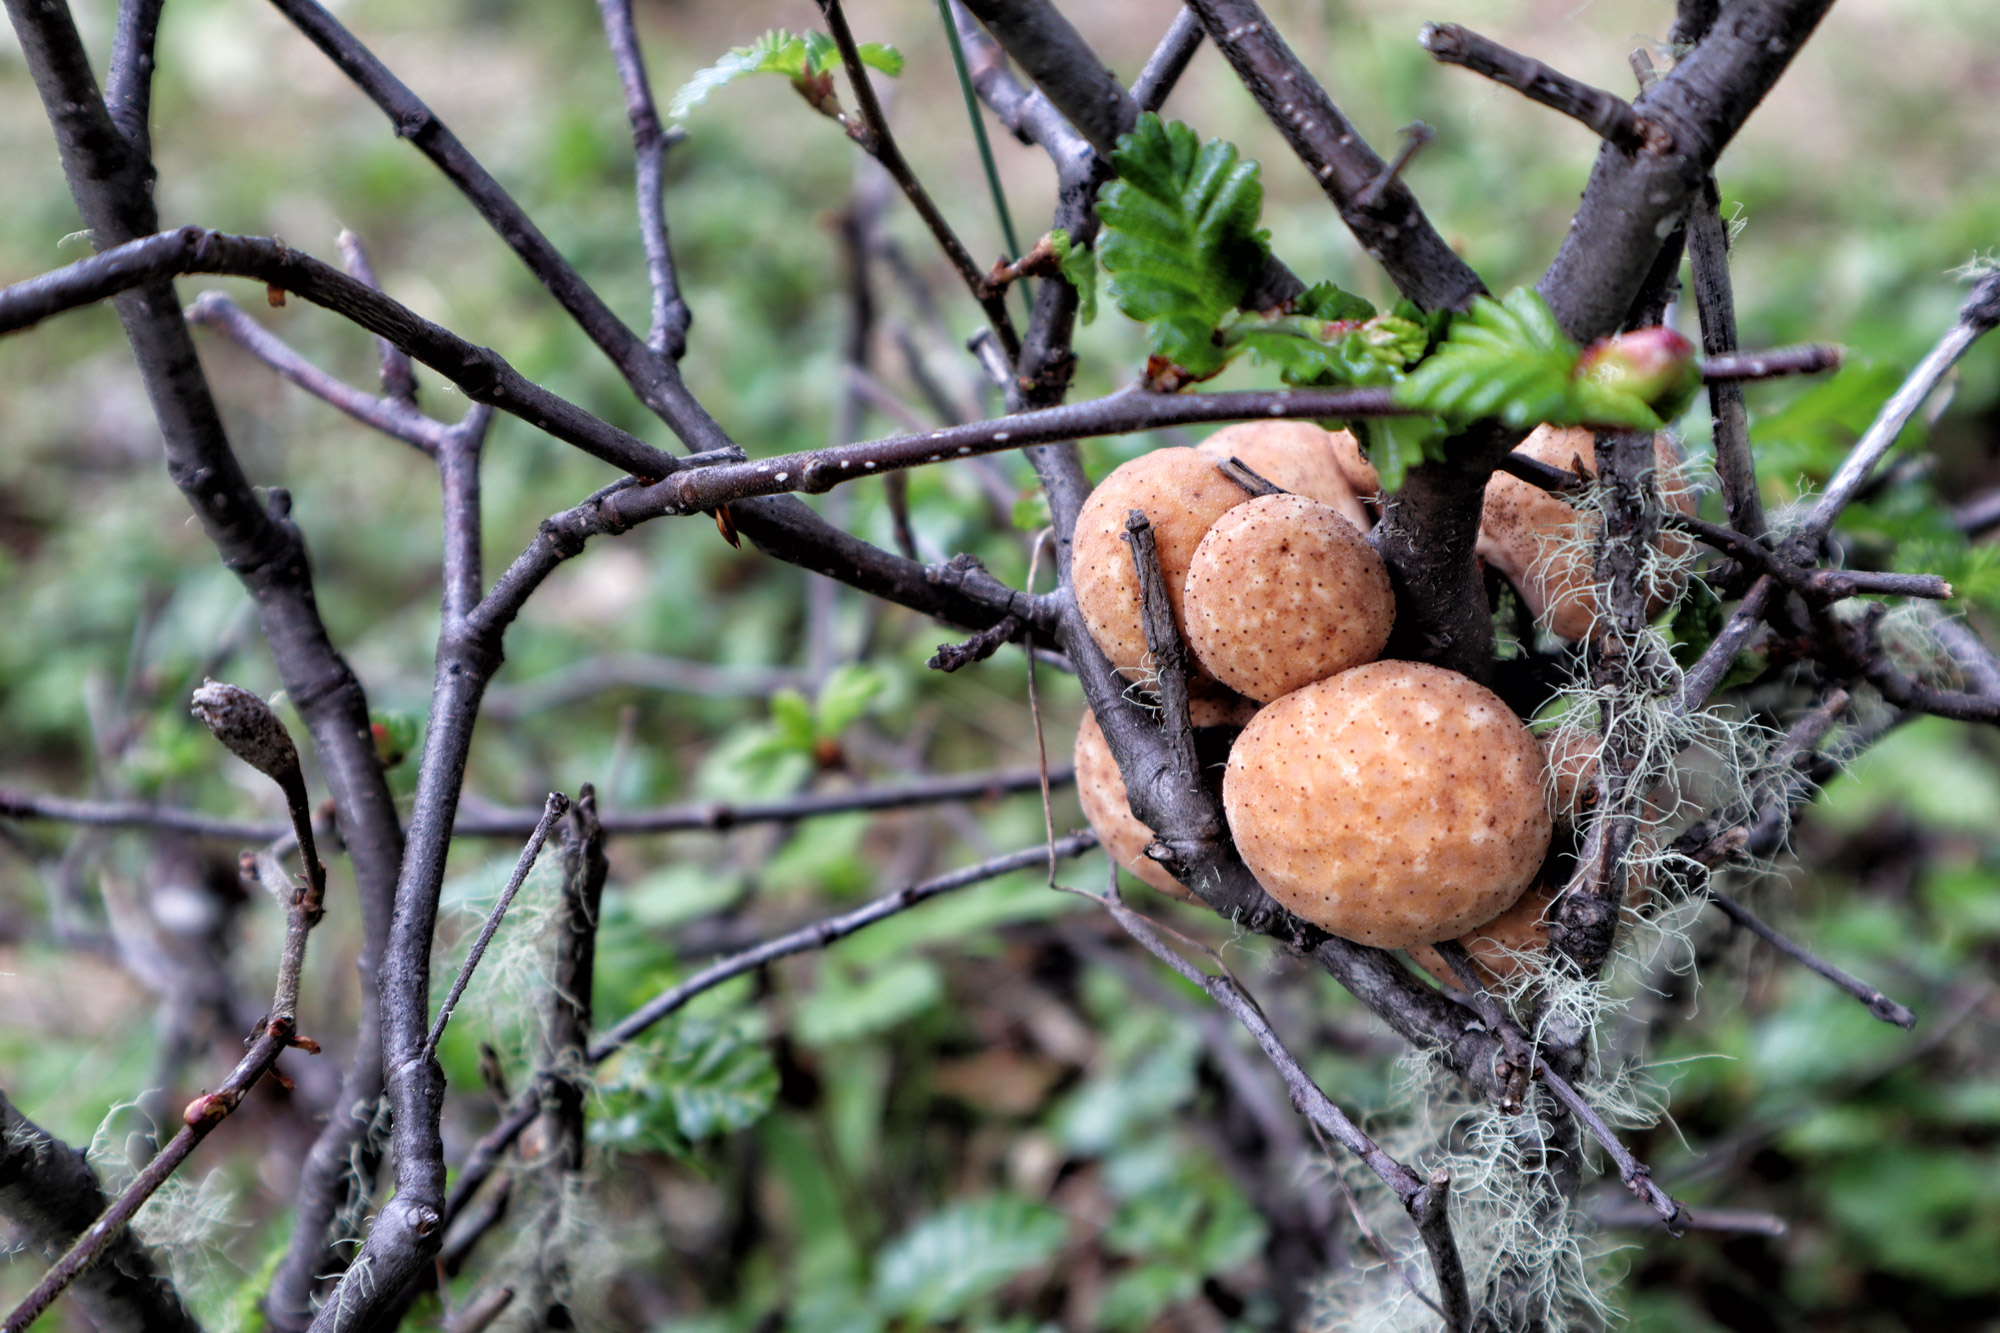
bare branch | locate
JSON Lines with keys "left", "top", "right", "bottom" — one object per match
{"left": 0, "top": 788, "right": 283, "bottom": 840}
{"left": 1662, "top": 512, "right": 1953, "bottom": 601}
{"left": 589, "top": 834, "right": 1094, "bottom": 1059}
{"left": 819, "top": 0, "right": 1021, "bottom": 360}
{"left": 461, "top": 765, "right": 1071, "bottom": 838}
{"left": 1592, "top": 1199, "right": 1786, "bottom": 1236}
{"left": 1130, "top": 7, "right": 1204, "bottom": 114}
{"left": 3, "top": 1018, "right": 297, "bottom": 1333}
{"left": 1707, "top": 889, "right": 1916, "bottom": 1028}
{"left": 0, "top": 228, "right": 680, "bottom": 478}
{"left": 336, "top": 229, "right": 420, "bottom": 405}
{"left": 186, "top": 291, "right": 448, "bottom": 455}
{"left": 1183, "top": 0, "right": 1485, "bottom": 313}
{"left": 2, "top": 15, "right": 410, "bottom": 1325}
{"left": 1533, "top": 1062, "right": 1688, "bottom": 1234}
{"left": 1796, "top": 271, "right": 2000, "bottom": 550}
{"left": 103, "top": 0, "right": 166, "bottom": 157}
{"left": 264, "top": 0, "right": 729, "bottom": 451}
{"left": 540, "top": 791, "right": 609, "bottom": 1169}
{"left": 956, "top": 0, "right": 1133, "bottom": 158}
{"left": 1538, "top": 0, "right": 1838, "bottom": 341}
{"left": 1421, "top": 24, "right": 1654, "bottom": 151}
{"left": 1699, "top": 343, "right": 1844, "bottom": 382}
{"left": 593, "top": 0, "right": 690, "bottom": 358}
{"left": 1089, "top": 887, "right": 1473, "bottom": 1331}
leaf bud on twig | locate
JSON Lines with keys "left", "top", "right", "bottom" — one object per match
{"left": 190, "top": 679, "right": 303, "bottom": 787}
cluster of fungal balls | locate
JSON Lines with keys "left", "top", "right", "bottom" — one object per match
{"left": 1073, "top": 421, "right": 1692, "bottom": 981}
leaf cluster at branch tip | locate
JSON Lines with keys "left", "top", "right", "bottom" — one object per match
{"left": 669, "top": 29, "right": 904, "bottom": 121}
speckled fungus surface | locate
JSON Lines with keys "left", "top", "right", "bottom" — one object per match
{"left": 1073, "top": 447, "right": 1252, "bottom": 681}
{"left": 1195, "top": 421, "right": 1369, "bottom": 530}
{"left": 1222, "top": 661, "right": 1552, "bottom": 948}
{"left": 1476, "top": 424, "right": 1696, "bottom": 641}
{"left": 1408, "top": 883, "right": 1556, "bottom": 989}
{"left": 1326, "top": 428, "right": 1380, "bottom": 501}
{"left": 1075, "top": 694, "right": 1258, "bottom": 898}
{"left": 1183, "top": 493, "right": 1395, "bottom": 702}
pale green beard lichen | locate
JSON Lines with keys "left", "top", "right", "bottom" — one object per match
{"left": 1310, "top": 452, "right": 1799, "bottom": 1330}
{"left": 86, "top": 1101, "right": 242, "bottom": 1321}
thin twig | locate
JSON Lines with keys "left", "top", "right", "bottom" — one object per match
{"left": 594, "top": 0, "right": 690, "bottom": 358}
{"left": 0, "top": 1092, "right": 201, "bottom": 1333}
{"left": 1090, "top": 886, "right": 1473, "bottom": 1331}
{"left": 1420, "top": 24, "right": 1656, "bottom": 151}
{"left": 1798, "top": 271, "right": 2000, "bottom": 550}
{"left": 1706, "top": 890, "right": 1916, "bottom": 1028}
{"left": 423, "top": 794, "right": 569, "bottom": 1059}
{"left": 0, "top": 789, "right": 282, "bottom": 841}
{"left": 1130, "top": 7, "right": 1204, "bottom": 113}
{"left": 1185, "top": 0, "right": 1483, "bottom": 312}
{"left": 1661, "top": 511, "right": 1953, "bottom": 601}
{"left": 1354, "top": 122, "right": 1435, "bottom": 210}
{"left": 1591, "top": 1199, "right": 1786, "bottom": 1236}
{"left": 186, "top": 291, "right": 447, "bottom": 455}
{"left": 819, "top": 0, "right": 1021, "bottom": 360}
{"left": 335, "top": 229, "right": 420, "bottom": 405}
{"left": 1699, "top": 343, "right": 1843, "bottom": 383}
{"left": 265, "top": 0, "right": 728, "bottom": 450}
{"left": 1, "top": 1018, "right": 296, "bottom": 1333}
{"left": 1538, "top": 0, "right": 1838, "bottom": 341}
{"left": 444, "top": 1286, "right": 515, "bottom": 1333}
{"left": 588, "top": 834, "right": 1092, "bottom": 1060}
{"left": 1533, "top": 1061, "right": 1688, "bottom": 1234}
{"left": 0, "top": 227, "right": 679, "bottom": 478}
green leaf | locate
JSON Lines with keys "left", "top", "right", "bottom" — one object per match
{"left": 668, "top": 29, "right": 902, "bottom": 119}
{"left": 1229, "top": 309, "right": 1429, "bottom": 388}
{"left": 872, "top": 1195, "right": 1068, "bottom": 1320}
{"left": 815, "top": 662, "right": 884, "bottom": 739}
{"left": 1296, "top": 280, "right": 1376, "bottom": 322}
{"left": 1098, "top": 114, "right": 1270, "bottom": 378}
{"left": 1097, "top": 1265, "right": 1197, "bottom": 1330}
{"left": 1012, "top": 489, "right": 1053, "bottom": 532}
{"left": 795, "top": 956, "right": 943, "bottom": 1047}
{"left": 770, "top": 688, "right": 816, "bottom": 753}
{"left": 854, "top": 42, "right": 905, "bottom": 77}
{"left": 1360, "top": 414, "right": 1448, "bottom": 493}
{"left": 669, "top": 32, "right": 808, "bottom": 118}
{"left": 669, "top": 1019, "right": 781, "bottom": 1138}
{"left": 1049, "top": 228, "right": 1097, "bottom": 325}
{"left": 591, "top": 1013, "right": 777, "bottom": 1154}
{"left": 1394, "top": 287, "right": 1664, "bottom": 431}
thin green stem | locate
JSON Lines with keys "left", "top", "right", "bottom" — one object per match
{"left": 934, "top": 0, "right": 1028, "bottom": 324}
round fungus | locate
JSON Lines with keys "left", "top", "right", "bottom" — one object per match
{"left": 1222, "top": 660, "right": 1552, "bottom": 948}
{"left": 1182, "top": 493, "right": 1395, "bottom": 702}
{"left": 1074, "top": 692, "right": 1259, "bottom": 898}
{"left": 1476, "top": 425, "right": 1696, "bottom": 641}
{"left": 1195, "top": 421, "right": 1369, "bottom": 530}
{"left": 1073, "top": 447, "right": 1253, "bottom": 681}
{"left": 1326, "top": 428, "right": 1381, "bottom": 501}
{"left": 1408, "top": 883, "right": 1556, "bottom": 989}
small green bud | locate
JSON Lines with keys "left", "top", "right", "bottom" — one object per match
{"left": 1576, "top": 327, "right": 1701, "bottom": 418}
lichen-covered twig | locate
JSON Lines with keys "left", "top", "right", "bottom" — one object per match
{"left": 422, "top": 794, "right": 570, "bottom": 1060}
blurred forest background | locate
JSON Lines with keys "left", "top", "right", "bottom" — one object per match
{"left": 3, "top": 0, "right": 1999, "bottom": 1329}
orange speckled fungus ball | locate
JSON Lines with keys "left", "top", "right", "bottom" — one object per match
{"left": 1222, "top": 661, "right": 1552, "bottom": 948}
{"left": 1074, "top": 694, "right": 1258, "bottom": 899}
{"left": 1182, "top": 493, "right": 1395, "bottom": 702}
